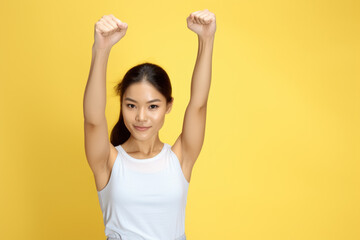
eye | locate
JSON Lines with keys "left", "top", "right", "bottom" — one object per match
{"left": 127, "top": 104, "right": 136, "bottom": 109}
{"left": 149, "top": 105, "right": 159, "bottom": 109}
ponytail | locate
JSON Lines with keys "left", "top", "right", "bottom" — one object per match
{"left": 110, "top": 109, "right": 130, "bottom": 146}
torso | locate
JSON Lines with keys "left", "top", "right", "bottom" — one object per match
{"left": 95, "top": 140, "right": 193, "bottom": 192}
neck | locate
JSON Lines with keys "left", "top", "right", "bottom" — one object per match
{"left": 125, "top": 134, "right": 163, "bottom": 156}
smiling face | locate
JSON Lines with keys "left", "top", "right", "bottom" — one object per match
{"left": 121, "top": 80, "right": 173, "bottom": 142}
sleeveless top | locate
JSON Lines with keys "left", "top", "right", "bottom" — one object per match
{"left": 97, "top": 143, "right": 190, "bottom": 240}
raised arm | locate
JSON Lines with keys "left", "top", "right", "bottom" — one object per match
{"left": 83, "top": 15, "right": 128, "bottom": 178}
{"left": 177, "top": 9, "right": 216, "bottom": 166}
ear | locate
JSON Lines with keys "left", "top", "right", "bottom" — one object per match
{"left": 166, "top": 97, "right": 174, "bottom": 114}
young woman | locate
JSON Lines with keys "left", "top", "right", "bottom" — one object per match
{"left": 83, "top": 9, "right": 216, "bottom": 240}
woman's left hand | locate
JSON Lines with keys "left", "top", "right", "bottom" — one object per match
{"left": 187, "top": 9, "right": 216, "bottom": 40}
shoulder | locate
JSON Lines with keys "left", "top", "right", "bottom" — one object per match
{"left": 93, "top": 143, "right": 119, "bottom": 192}
{"left": 170, "top": 136, "right": 183, "bottom": 164}
{"left": 107, "top": 143, "right": 119, "bottom": 169}
{"left": 170, "top": 137, "right": 193, "bottom": 184}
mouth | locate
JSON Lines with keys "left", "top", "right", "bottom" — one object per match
{"left": 134, "top": 126, "right": 151, "bottom": 131}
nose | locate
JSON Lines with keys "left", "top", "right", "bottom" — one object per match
{"left": 135, "top": 107, "right": 147, "bottom": 122}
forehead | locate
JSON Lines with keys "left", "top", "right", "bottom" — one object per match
{"left": 123, "top": 81, "right": 165, "bottom": 101}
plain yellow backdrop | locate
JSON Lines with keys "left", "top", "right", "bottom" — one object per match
{"left": 0, "top": 0, "right": 359, "bottom": 239}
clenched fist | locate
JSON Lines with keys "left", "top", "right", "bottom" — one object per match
{"left": 93, "top": 14, "right": 128, "bottom": 51}
{"left": 187, "top": 9, "right": 216, "bottom": 40}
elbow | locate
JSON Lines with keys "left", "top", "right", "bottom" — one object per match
{"left": 188, "top": 100, "right": 208, "bottom": 111}
{"left": 199, "top": 102, "right": 207, "bottom": 111}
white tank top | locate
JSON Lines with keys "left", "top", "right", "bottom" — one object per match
{"left": 97, "top": 143, "right": 189, "bottom": 240}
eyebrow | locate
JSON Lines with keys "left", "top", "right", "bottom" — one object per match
{"left": 124, "top": 97, "right": 162, "bottom": 103}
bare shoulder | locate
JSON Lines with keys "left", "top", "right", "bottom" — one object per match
{"left": 171, "top": 134, "right": 193, "bottom": 184}
{"left": 107, "top": 143, "right": 119, "bottom": 170}
{"left": 171, "top": 135, "right": 183, "bottom": 164}
{"left": 93, "top": 143, "right": 119, "bottom": 192}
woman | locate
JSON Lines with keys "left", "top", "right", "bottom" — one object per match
{"left": 83, "top": 9, "right": 216, "bottom": 240}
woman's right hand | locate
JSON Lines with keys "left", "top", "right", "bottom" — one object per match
{"left": 93, "top": 14, "right": 128, "bottom": 51}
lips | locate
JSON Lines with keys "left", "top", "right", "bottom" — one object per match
{"left": 134, "top": 126, "right": 151, "bottom": 131}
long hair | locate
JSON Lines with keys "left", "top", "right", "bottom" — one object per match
{"left": 110, "top": 62, "right": 173, "bottom": 146}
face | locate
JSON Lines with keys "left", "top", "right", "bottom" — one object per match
{"left": 122, "top": 81, "right": 172, "bottom": 142}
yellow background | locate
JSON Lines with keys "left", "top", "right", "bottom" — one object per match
{"left": 0, "top": 0, "right": 359, "bottom": 239}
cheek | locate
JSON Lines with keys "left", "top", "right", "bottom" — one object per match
{"left": 122, "top": 109, "right": 133, "bottom": 124}
{"left": 152, "top": 113, "right": 162, "bottom": 120}
{"left": 151, "top": 111, "right": 166, "bottom": 123}
{"left": 122, "top": 107, "right": 134, "bottom": 116}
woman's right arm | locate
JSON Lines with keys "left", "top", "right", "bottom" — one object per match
{"left": 83, "top": 15, "right": 128, "bottom": 175}
{"left": 83, "top": 47, "right": 110, "bottom": 126}
{"left": 83, "top": 47, "right": 111, "bottom": 175}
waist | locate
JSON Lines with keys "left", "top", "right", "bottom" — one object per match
{"left": 106, "top": 232, "right": 186, "bottom": 240}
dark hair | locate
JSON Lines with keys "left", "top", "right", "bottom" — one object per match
{"left": 110, "top": 62, "right": 173, "bottom": 146}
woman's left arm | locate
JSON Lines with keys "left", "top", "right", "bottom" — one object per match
{"left": 179, "top": 9, "right": 216, "bottom": 165}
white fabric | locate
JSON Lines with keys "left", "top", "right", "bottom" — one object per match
{"left": 97, "top": 143, "right": 189, "bottom": 240}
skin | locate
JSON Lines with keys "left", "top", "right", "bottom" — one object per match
{"left": 83, "top": 9, "right": 216, "bottom": 190}
{"left": 120, "top": 80, "right": 173, "bottom": 159}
